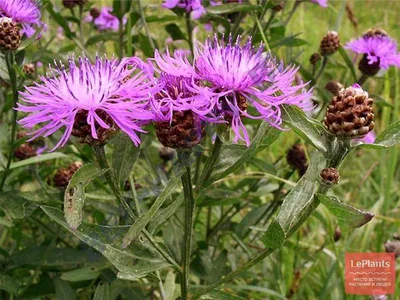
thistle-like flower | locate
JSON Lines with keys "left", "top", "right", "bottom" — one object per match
{"left": 163, "top": 0, "right": 205, "bottom": 19}
{"left": 311, "top": 0, "right": 328, "bottom": 7}
{"left": 149, "top": 49, "right": 218, "bottom": 148}
{"left": 345, "top": 29, "right": 400, "bottom": 76}
{"left": 18, "top": 55, "right": 154, "bottom": 150}
{"left": 0, "top": 0, "right": 43, "bottom": 37}
{"left": 85, "top": 7, "right": 125, "bottom": 31}
{"left": 195, "top": 36, "right": 313, "bottom": 146}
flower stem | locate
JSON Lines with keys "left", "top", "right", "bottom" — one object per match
{"left": 0, "top": 52, "right": 19, "bottom": 192}
{"left": 357, "top": 74, "right": 369, "bottom": 86}
{"left": 138, "top": 0, "right": 155, "bottom": 50}
{"left": 314, "top": 55, "right": 329, "bottom": 82}
{"left": 178, "top": 151, "right": 195, "bottom": 300}
{"left": 284, "top": 0, "right": 301, "bottom": 26}
{"left": 93, "top": 145, "right": 181, "bottom": 272}
{"left": 185, "top": 12, "right": 194, "bottom": 57}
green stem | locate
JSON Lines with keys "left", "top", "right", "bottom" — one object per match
{"left": 356, "top": 74, "right": 369, "bottom": 86}
{"left": 178, "top": 151, "right": 195, "bottom": 300}
{"left": 78, "top": 5, "right": 85, "bottom": 46}
{"left": 0, "top": 52, "right": 19, "bottom": 192}
{"left": 138, "top": 0, "right": 155, "bottom": 50}
{"left": 118, "top": 17, "right": 124, "bottom": 58}
{"left": 185, "top": 13, "right": 194, "bottom": 57}
{"left": 93, "top": 145, "right": 181, "bottom": 272}
{"left": 314, "top": 56, "right": 328, "bottom": 82}
{"left": 284, "top": 0, "right": 301, "bottom": 26}
{"left": 254, "top": 14, "right": 270, "bottom": 51}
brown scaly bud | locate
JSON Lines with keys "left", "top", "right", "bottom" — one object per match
{"left": 319, "top": 31, "right": 340, "bottom": 56}
{"left": 0, "top": 17, "right": 21, "bottom": 52}
{"left": 155, "top": 111, "right": 205, "bottom": 149}
{"left": 62, "top": 0, "right": 87, "bottom": 9}
{"left": 286, "top": 144, "right": 308, "bottom": 176}
{"left": 23, "top": 63, "right": 35, "bottom": 76}
{"left": 324, "top": 85, "right": 374, "bottom": 138}
{"left": 272, "top": 2, "right": 285, "bottom": 12}
{"left": 309, "top": 53, "right": 321, "bottom": 66}
{"left": 325, "top": 80, "right": 344, "bottom": 96}
{"left": 384, "top": 240, "right": 400, "bottom": 258}
{"left": 13, "top": 131, "right": 44, "bottom": 160}
{"left": 90, "top": 7, "right": 101, "bottom": 19}
{"left": 320, "top": 168, "right": 339, "bottom": 185}
{"left": 363, "top": 28, "right": 388, "bottom": 38}
{"left": 71, "top": 110, "right": 117, "bottom": 146}
{"left": 53, "top": 162, "right": 83, "bottom": 189}
{"left": 159, "top": 147, "right": 175, "bottom": 162}
{"left": 334, "top": 227, "right": 342, "bottom": 242}
{"left": 124, "top": 180, "right": 143, "bottom": 191}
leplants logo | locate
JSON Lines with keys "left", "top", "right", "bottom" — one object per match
{"left": 345, "top": 253, "right": 395, "bottom": 295}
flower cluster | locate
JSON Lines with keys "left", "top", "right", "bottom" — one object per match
{"left": 0, "top": 0, "right": 43, "bottom": 37}
{"left": 18, "top": 36, "right": 312, "bottom": 150}
{"left": 85, "top": 7, "right": 126, "bottom": 31}
{"left": 311, "top": 0, "right": 328, "bottom": 7}
{"left": 163, "top": 0, "right": 206, "bottom": 19}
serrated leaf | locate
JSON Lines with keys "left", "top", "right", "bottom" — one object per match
{"left": 54, "top": 278, "right": 76, "bottom": 300}
{"left": 64, "top": 164, "right": 106, "bottom": 229}
{"left": 206, "top": 3, "right": 261, "bottom": 14}
{"left": 282, "top": 105, "right": 331, "bottom": 153}
{"left": 112, "top": 132, "right": 140, "bottom": 186}
{"left": 0, "top": 273, "right": 19, "bottom": 294}
{"left": 94, "top": 282, "right": 109, "bottom": 300}
{"left": 122, "top": 164, "right": 185, "bottom": 248}
{"left": 318, "top": 194, "right": 374, "bottom": 230}
{"left": 0, "top": 152, "right": 68, "bottom": 171}
{"left": 261, "top": 219, "right": 286, "bottom": 249}
{"left": 41, "top": 206, "right": 171, "bottom": 279}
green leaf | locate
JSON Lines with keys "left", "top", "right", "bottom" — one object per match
{"left": 112, "top": 132, "right": 140, "bottom": 186}
{"left": 54, "top": 278, "right": 76, "bottom": 300}
{"left": 206, "top": 3, "right": 261, "bottom": 14}
{"left": 41, "top": 206, "right": 171, "bottom": 279}
{"left": 338, "top": 46, "right": 357, "bottom": 81}
{"left": 0, "top": 192, "right": 33, "bottom": 219}
{"left": 318, "top": 194, "right": 374, "bottom": 231}
{"left": 44, "top": 0, "right": 74, "bottom": 39}
{"left": 86, "top": 32, "right": 119, "bottom": 47}
{"left": 93, "top": 282, "right": 110, "bottom": 300}
{"left": 0, "top": 152, "right": 68, "bottom": 172}
{"left": 112, "top": 0, "right": 132, "bottom": 19}
{"left": 357, "top": 120, "right": 400, "bottom": 150}
{"left": 282, "top": 105, "right": 331, "bottom": 153}
{"left": 0, "top": 273, "right": 19, "bottom": 294}
{"left": 163, "top": 270, "right": 176, "bottom": 300}
{"left": 165, "top": 24, "right": 187, "bottom": 41}
{"left": 276, "top": 152, "right": 325, "bottom": 234}
{"left": 122, "top": 164, "right": 185, "bottom": 248}
{"left": 260, "top": 219, "right": 286, "bottom": 249}
{"left": 64, "top": 164, "right": 106, "bottom": 229}
{"left": 17, "top": 25, "right": 44, "bottom": 51}
{"left": 60, "top": 267, "right": 102, "bottom": 282}
{"left": 199, "top": 290, "right": 246, "bottom": 300}
{"left": 206, "top": 123, "right": 280, "bottom": 186}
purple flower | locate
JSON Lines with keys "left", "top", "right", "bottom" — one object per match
{"left": 85, "top": 7, "right": 126, "bottom": 31}
{"left": 345, "top": 34, "right": 400, "bottom": 71}
{"left": 0, "top": 0, "right": 43, "bottom": 37}
{"left": 357, "top": 131, "right": 376, "bottom": 144}
{"left": 163, "top": 0, "right": 205, "bottom": 19}
{"left": 195, "top": 36, "right": 313, "bottom": 146}
{"left": 149, "top": 49, "right": 218, "bottom": 123}
{"left": 17, "top": 56, "right": 154, "bottom": 150}
{"left": 311, "top": 0, "right": 328, "bottom": 7}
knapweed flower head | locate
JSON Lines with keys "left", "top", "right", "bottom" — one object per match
{"left": 311, "top": 0, "right": 328, "bottom": 7}
{"left": 345, "top": 29, "right": 400, "bottom": 76}
{"left": 195, "top": 35, "right": 313, "bottom": 146}
{"left": 0, "top": 0, "right": 43, "bottom": 37}
{"left": 85, "top": 7, "right": 125, "bottom": 31}
{"left": 148, "top": 49, "right": 218, "bottom": 148}
{"left": 163, "top": 0, "right": 205, "bottom": 19}
{"left": 18, "top": 55, "right": 154, "bottom": 150}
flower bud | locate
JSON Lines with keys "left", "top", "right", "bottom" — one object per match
{"left": 0, "top": 17, "right": 21, "bottom": 52}
{"left": 324, "top": 85, "right": 374, "bottom": 138}
{"left": 320, "top": 168, "right": 339, "bottom": 185}
{"left": 90, "top": 7, "right": 101, "bottom": 19}
{"left": 309, "top": 53, "right": 321, "bottom": 66}
{"left": 62, "top": 0, "right": 87, "bottom": 9}
{"left": 23, "top": 63, "right": 35, "bottom": 76}
{"left": 286, "top": 144, "right": 308, "bottom": 176}
{"left": 159, "top": 147, "right": 175, "bottom": 162}
{"left": 53, "top": 162, "right": 83, "bottom": 189}
{"left": 320, "top": 31, "right": 340, "bottom": 56}
{"left": 325, "top": 80, "right": 343, "bottom": 96}
{"left": 384, "top": 240, "right": 400, "bottom": 258}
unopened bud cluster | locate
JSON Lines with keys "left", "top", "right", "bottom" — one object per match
{"left": 0, "top": 18, "right": 21, "bottom": 52}
{"left": 320, "top": 31, "right": 340, "bottom": 56}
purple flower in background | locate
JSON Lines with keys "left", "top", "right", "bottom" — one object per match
{"left": 17, "top": 56, "right": 154, "bottom": 150}
{"left": 345, "top": 33, "right": 400, "bottom": 74}
{"left": 85, "top": 7, "right": 125, "bottom": 31}
{"left": 0, "top": 0, "right": 43, "bottom": 37}
{"left": 163, "top": 0, "right": 205, "bottom": 19}
{"left": 195, "top": 36, "right": 313, "bottom": 146}
{"left": 357, "top": 131, "right": 376, "bottom": 144}
{"left": 150, "top": 49, "right": 217, "bottom": 123}
{"left": 311, "top": 0, "right": 328, "bottom": 7}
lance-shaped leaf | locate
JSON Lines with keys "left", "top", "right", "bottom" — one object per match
{"left": 260, "top": 219, "right": 286, "bottom": 250}
{"left": 282, "top": 105, "right": 332, "bottom": 153}
{"left": 112, "top": 132, "right": 140, "bottom": 186}
{"left": 0, "top": 192, "right": 33, "bottom": 219}
{"left": 93, "top": 282, "right": 109, "bottom": 300}
{"left": 122, "top": 164, "right": 185, "bottom": 248}
{"left": 0, "top": 152, "right": 68, "bottom": 172}
{"left": 354, "top": 120, "right": 400, "bottom": 151}
{"left": 64, "top": 164, "right": 106, "bottom": 229}
{"left": 0, "top": 273, "right": 19, "bottom": 294}
{"left": 317, "top": 194, "right": 374, "bottom": 231}
{"left": 42, "top": 206, "right": 171, "bottom": 279}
